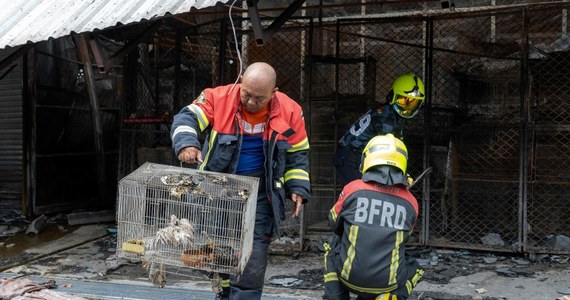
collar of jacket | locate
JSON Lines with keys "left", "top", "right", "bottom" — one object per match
{"left": 235, "top": 85, "right": 294, "bottom": 138}
{"left": 268, "top": 91, "right": 296, "bottom": 137}
{"left": 362, "top": 165, "right": 410, "bottom": 187}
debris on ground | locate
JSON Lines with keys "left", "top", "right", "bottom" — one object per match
{"left": 0, "top": 209, "right": 28, "bottom": 238}
{"left": 410, "top": 247, "right": 569, "bottom": 284}
{"left": 0, "top": 277, "right": 88, "bottom": 300}
{"left": 25, "top": 214, "right": 47, "bottom": 235}
{"left": 558, "top": 287, "right": 570, "bottom": 295}
{"left": 1, "top": 229, "right": 569, "bottom": 300}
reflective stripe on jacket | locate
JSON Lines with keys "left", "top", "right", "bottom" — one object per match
{"left": 171, "top": 84, "right": 311, "bottom": 233}
{"left": 328, "top": 179, "right": 418, "bottom": 292}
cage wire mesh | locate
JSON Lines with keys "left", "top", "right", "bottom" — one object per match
{"left": 425, "top": 5, "right": 570, "bottom": 253}
{"left": 525, "top": 6, "right": 570, "bottom": 253}
{"left": 117, "top": 162, "right": 259, "bottom": 275}
{"left": 305, "top": 53, "right": 338, "bottom": 228}
{"left": 427, "top": 11, "right": 524, "bottom": 251}
{"left": 305, "top": 56, "right": 378, "bottom": 228}
{"left": 118, "top": 40, "right": 174, "bottom": 179}
{"left": 328, "top": 4, "right": 570, "bottom": 253}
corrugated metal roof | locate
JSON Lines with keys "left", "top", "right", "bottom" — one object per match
{"left": 0, "top": 0, "right": 229, "bottom": 50}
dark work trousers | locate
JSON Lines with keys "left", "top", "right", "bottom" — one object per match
{"left": 333, "top": 146, "right": 362, "bottom": 186}
{"left": 324, "top": 242, "right": 423, "bottom": 300}
{"left": 220, "top": 170, "right": 274, "bottom": 300}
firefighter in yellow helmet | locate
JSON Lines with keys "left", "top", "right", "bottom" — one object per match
{"left": 334, "top": 73, "right": 425, "bottom": 186}
{"left": 324, "top": 133, "right": 424, "bottom": 300}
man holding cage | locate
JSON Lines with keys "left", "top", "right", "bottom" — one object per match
{"left": 171, "top": 62, "right": 310, "bottom": 300}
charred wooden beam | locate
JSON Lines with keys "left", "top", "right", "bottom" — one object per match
{"left": 104, "top": 21, "right": 163, "bottom": 70}
{"left": 89, "top": 37, "right": 107, "bottom": 73}
{"left": 246, "top": 0, "right": 306, "bottom": 45}
{"left": 0, "top": 64, "right": 17, "bottom": 81}
{"left": 74, "top": 33, "right": 107, "bottom": 204}
{"left": 0, "top": 43, "right": 34, "bottom": 72}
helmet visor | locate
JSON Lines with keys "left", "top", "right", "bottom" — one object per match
{"left": 394, "top": 95, "right": 422, "bottom": 118}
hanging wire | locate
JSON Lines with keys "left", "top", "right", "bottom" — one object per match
{"left": 227, "top": 0, "right": 244, "bottom": 95}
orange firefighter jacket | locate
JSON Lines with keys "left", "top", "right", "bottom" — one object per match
{"left": 171, "top": 84, "right": 310, "bottom": 232}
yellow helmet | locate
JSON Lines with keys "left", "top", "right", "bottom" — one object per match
{"left": 361, "top": 133, "right": 408, "bottom": 174}
{"left": 387, "top": 73, "right": 425, "bottom": 119}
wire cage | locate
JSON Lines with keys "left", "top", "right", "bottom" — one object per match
{"left": 116, "top": 162, "right": 259, "bottom": 275}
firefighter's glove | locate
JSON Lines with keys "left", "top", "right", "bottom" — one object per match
{"left": 407, "top": 174, "right": 414, "bottom": 186}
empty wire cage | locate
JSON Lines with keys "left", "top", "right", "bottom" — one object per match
{"left": 116, "top": 162, "right": 259, "bottom": 275}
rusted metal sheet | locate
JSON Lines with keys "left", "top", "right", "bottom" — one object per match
{"left": 0, "top": 0, "right": 229, "bottom": 50}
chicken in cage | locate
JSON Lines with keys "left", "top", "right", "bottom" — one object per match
{"left": 116, "top": 162, "right": 259, "bottom": 275}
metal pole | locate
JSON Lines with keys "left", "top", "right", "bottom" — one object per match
{"left": 518, "top": 7, "right": 530, "bottom": 254}
{"left": 218, "top": 18, "right": 228, "bottom": 85}
{"left": 333, "top": 19, "right": 341, "bottom": 197}
{"left": 421, "top": 17, "right": 434, "bottom": 246}
{"left": 174, "top": 28, "right": 182, "bottom": 110}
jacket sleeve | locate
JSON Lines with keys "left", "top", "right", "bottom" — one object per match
{"left": 328, "top": 188, "right": 349, "bottom": 235}
{"left": 171, "top": 91, "right": 214, "bottom": 156}
{"left": 283, "top": 107, "right": 311, "bottom": 202}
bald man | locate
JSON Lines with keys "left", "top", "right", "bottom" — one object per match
{"left": 171, "top": 62, "right": 311, "bottom": 300}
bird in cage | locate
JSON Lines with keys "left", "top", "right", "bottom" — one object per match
{"left": 212, "top": 243, "right": 239, "bottom": 266}
{"left": 146, "top": 261, "right": 166, "bottom": 288}
{"left": 225, "top": 188, "right": 249, "bottom": 201}
{"left": 161, "top": 173, "right": 214, "bottom": 200}
{"left": 209, "top": 175, "right": 228, "bottom": 184}
{"left": 160, "top": 174, "right": 195, "bottom": 186}
{"left": 161, "top": 173, "right": 197, "bottom": 198}
{"left": 169, "top": 185, "right": 191, "bottom": 198}
{"left": 145, "top": 215, "right": 195, "bottom": 249}
{"left": 190, "top": 185, "right": 214, "bottom": 201}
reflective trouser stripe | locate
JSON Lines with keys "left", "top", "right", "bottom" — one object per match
{"left": 340, "top": 225, "right": 358, "bottom": 279}
{"left": 374, "top": 293, "right": 398, "bottom": 300}
{"left": 405, "top": 268, "right": 424, "bottom": 296}
{"left": 323, "top": 272, "right": 339, "bottom": 283}
{"left": 339, "top": 277, "right": 397, "bottom": 294}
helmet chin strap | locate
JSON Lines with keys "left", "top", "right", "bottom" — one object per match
{"left": 393, "top": 103, "right": 420, "bottom": 119}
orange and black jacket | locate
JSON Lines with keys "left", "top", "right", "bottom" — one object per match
{"left": 171, "top": 84, "right": 311, "bottom": 232}
{"left": 328, "top": 179, "right": 418, "bottom": 293}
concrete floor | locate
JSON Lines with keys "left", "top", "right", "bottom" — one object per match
{"left": 1, "top": 224, "right": 569, "bottom": 300}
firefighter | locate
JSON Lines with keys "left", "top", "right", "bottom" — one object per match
{"left": 334, "top": 73, "right": 425, "bottom": 186}
{"left": 171, "top": 62, "right": 310, "bottom": 299}
{"left": 324, "top": 133, "right": 424, "bottom": 300}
